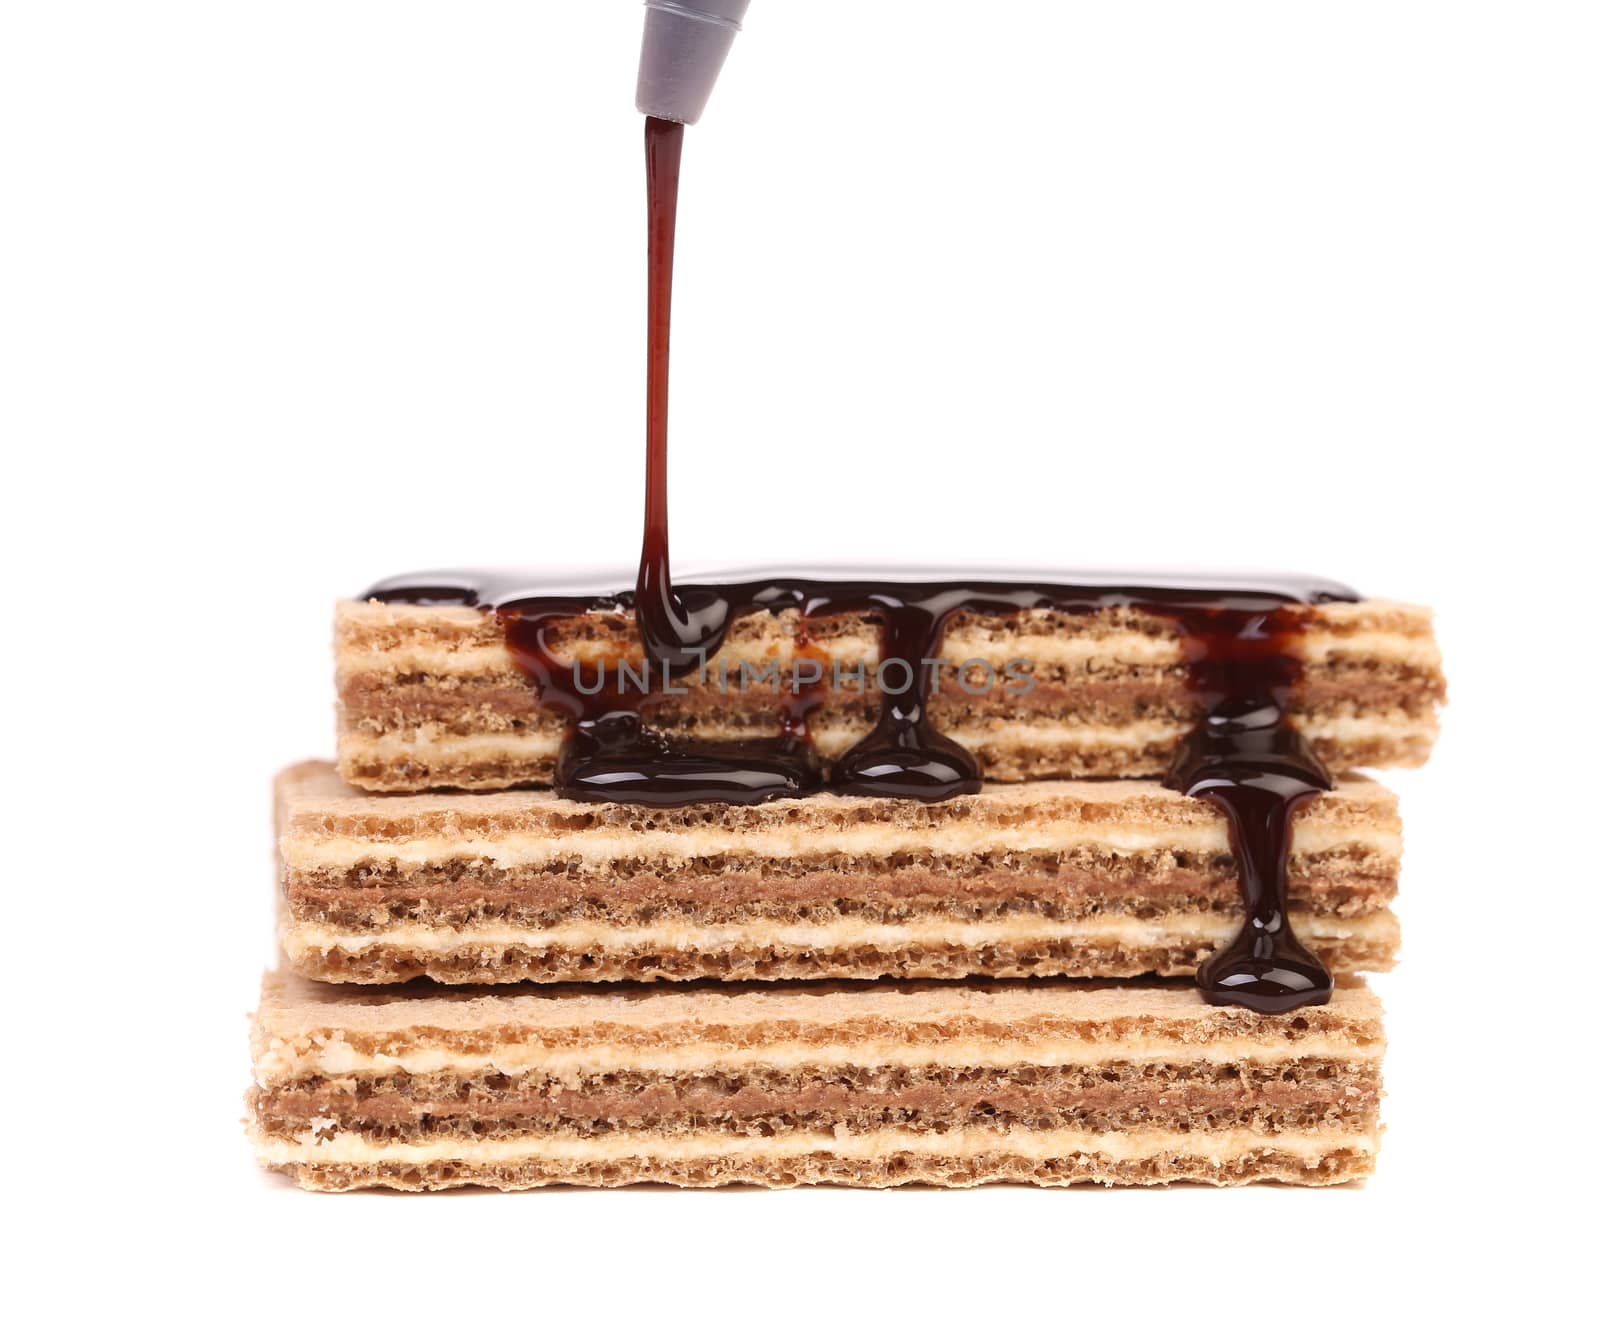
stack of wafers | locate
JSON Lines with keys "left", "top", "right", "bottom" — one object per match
{"left": 247, "top": 593, "right": 1443, "bottom": 1190}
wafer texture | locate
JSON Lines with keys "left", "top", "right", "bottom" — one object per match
{"left": 248, "top": 972, "right": 1384, "bottom": 1190}
{"left": 334, "top": 598, "right": 1444, "bottom": 792}
{"left": 276, "top": 761, "right": 1402, "bottom": 985}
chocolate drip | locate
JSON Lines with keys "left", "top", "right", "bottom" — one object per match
{"left": 1163, "top": 603, "right": 1335, "bottom": 1014}
{"left": 357, "top": 116, "right": 1356, "bottom": 1011}
{"left": 830, "top": 591, "right": 978, "bottom": 801}
{"left": 637, "top": 118, "right": 728, "bottom": 678}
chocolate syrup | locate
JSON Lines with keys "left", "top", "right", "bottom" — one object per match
{"left": 359, "top": 117, "right": 1354, "bottom": 1012}
{"left": 1164, "top": 604, "right": 1336, "bottom": 1013}
{"left": 636, "top": 117, "right": 717, "bottom": 678}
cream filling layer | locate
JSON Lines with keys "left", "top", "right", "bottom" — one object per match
{"left": 335, "top": 720, "right": 1176, "bottom": 761}
{"left": 338, "top": 710, "right": 1432, "bottom": 765}
{"left": 253, "top": 1122, "right": 1377, "bottom": 1168}
{"left": 338, "top": 624, "right": 1435, "bottom": 680}
{"left": 338, "top": 629, "right": 1191, "bottom": 678}
{"left": 280, "top": 910, "right": 1396, "bottom": 958}
{"left": 284, "top": 813, "right": 1398, "bottom": 871}
{"left": 255, "top": 1034, "right": 1381, "bottom": 1086}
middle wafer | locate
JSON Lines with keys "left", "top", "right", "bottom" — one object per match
{"left": 277, "top": 761, "right": 1400, "bottom": 985}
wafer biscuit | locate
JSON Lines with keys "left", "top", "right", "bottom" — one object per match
{"left": 249, "top": 971, "right": 1383, "bottom": 1190}
{"left": 277, "top": 760, "right": 1401, "bottom": 985}
{"left": 335, "top": 598, "right": 1443, "bottom": 792}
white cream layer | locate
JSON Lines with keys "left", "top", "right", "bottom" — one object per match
{"left": 255, "top": 1032, "right": 1380, "bottom": 1086}
{"left": 285, "top": 809, "right": 1398, "bottom": 871}
{"left": 280, "top": 910, "right": 1395, "bottom": 958}
{"left": 339, "top": 618, "right": 1435, "bottom": 680}
{"left": 253, "top": 1122, "right": 1377, "bottom": 1168}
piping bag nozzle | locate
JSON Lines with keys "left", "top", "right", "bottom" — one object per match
{"left": 635, "top": 0, "right": 752, "bottom": 125}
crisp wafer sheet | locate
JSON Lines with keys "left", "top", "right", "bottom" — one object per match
{"left": 276, "top": 761, "right": 1402, "bottom": 986}
{"left": 249, "top": 971, "right": 1385, "bottom": 1190}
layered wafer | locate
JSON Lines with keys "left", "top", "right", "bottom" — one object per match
{"left": 335, "top": 596, "right": 1443, "bottom": 792}
{"left": 249, "top": 971, "right": 1384, "bottom": 1190}
{"left": 276, "top": 760, "right": 1401, "bottom": 985}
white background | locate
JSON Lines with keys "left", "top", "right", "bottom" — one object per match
{"left": 4, "top": 2, "right": 1596, "bottom": 1335}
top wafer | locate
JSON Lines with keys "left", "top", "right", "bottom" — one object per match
{"left": 336, "top": 584, "right": 1443, "bottom": 793}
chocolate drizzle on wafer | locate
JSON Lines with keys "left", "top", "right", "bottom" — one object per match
{"left": 359, "top": 116, "right": 1349, "bottom": 1012}
{"left": 1163, "top": 605, "right": 1337, "bottom": 1012}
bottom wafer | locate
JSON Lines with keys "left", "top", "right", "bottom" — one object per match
{"left": 248, "top": 972, "right": 1384, "bottom": 1190}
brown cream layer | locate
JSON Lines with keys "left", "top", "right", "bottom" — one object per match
{"left": 339, "top": 669, "right": 1440, "bottom": 735}
{"left": 261, "top": 1056, "right": 1381, "bottom": 1105}
{"left": 280, "top": 917, "right": 1398, "bottom": 985}
{"left": 287, "top": 862, "right": 1394, "bottom": 927}
{"left": 253, "top": 1107, "right": 1374, "bottom": 1153}
{"left": 255, "top": 1062, "right": 1380, "bottom": 1139}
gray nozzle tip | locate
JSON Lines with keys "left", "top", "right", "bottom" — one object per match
{"left": 635, "top": 0, "right": 752, "bottom": 125}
